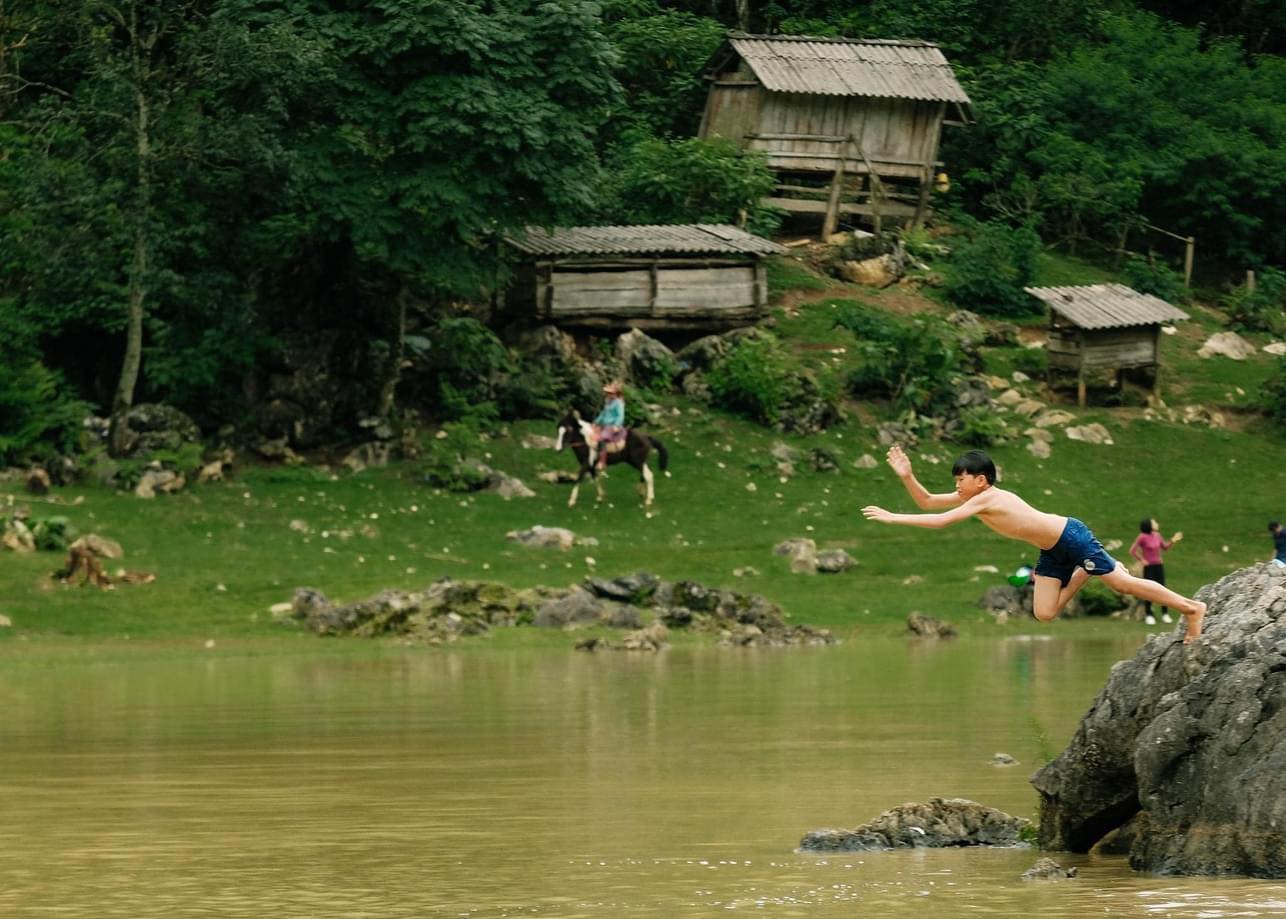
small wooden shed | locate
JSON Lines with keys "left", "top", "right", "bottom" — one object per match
{"left": 503, "top": 224, "right": 786, "bottom": 331}
{"left": 1026, "top": 284, "right": 1190, "bottom": 406}
{"left": 698, "top": 33, "right": 971, "bottom": 234}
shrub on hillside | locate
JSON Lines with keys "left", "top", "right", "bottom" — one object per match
{"left": 1263, "top": 356, "right": 1286, "bottom": 428}
{"left": 0, "top": 347, "right": 89, "bottom": 465}
{"left": 600, "top": 137, "right": 781, "bottom": 237}
{"left": 833, "top": 303, "right": 964, "bottom": 413}
{"left": 407, "top": 317, "right": 515, "bottom": 424}
{"left": 1122, "top": 255, "right": 1187, "bottom": 304}
{"left": 943, "top": 220, "right": 1042, "bottom": 318}
{"left": 706, "top": 332, "right": 796, "bottom": 425}
{"left": 1223, "top": 268, "right": 1286, "bottom": 336}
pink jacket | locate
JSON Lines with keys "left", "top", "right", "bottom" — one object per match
{"left": 1130, "top": 532, "right": 1172, "bottom": 566}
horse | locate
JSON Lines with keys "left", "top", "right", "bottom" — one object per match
{"left": 554, "top": 411, "right": 670, "bottom": 508}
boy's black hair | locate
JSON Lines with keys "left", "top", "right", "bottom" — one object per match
{"left": 1140, "top": 519, "right": 1154, "bottom": 534}
{"left": 1271, "top": 521, "right": 1281, "bottom": 531}
{"left": 951, "top": 450, "right": 996, "bottom": 485}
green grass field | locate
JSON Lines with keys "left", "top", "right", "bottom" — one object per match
{"left": 2, "top": 254, "right": 1282, "bottom": 647}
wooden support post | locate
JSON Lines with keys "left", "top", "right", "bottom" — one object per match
{"left": 1077, "top": 365, "right": 1087, "bottom": 407}
{"left": 1183, "top": 236, "right": 1195, "bottom": 288}
{"left": 1151, "top": 326, "right": 1162, "bottom": 403}
{"left": 912, "top": 165, "right": 932, "bottom": 230}
{"left": 821, "top": 137, "right": 851, "bottom": 240}
{"left": 648, "top": 261, "right": 659, "bottom": 317}
{"left": 1247, "top": 269, "right": 1257, "bottom": 294}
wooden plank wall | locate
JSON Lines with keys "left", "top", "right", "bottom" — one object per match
{"left": 747, "top": 94, "right": 939, "bottom": 175}
{"left": 539, "top": 264, "right": 758, "bottom": 319}
{"left": 1048, "top": 327, "right": 1158, "bottom": 370}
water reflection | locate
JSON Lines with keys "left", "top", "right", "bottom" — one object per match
{"left": 0, "top": 638, "right": 1280, "bottom": 917}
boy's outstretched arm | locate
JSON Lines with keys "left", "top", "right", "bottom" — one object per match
{"left": 885, "top": 446, "right": 960, "bottom": 510}
{"left": 863, "top": 491, "right": 990, "bottom": 529}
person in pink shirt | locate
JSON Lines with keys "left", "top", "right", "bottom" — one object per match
{"left": 1129, "top": 518, "right": 1184, "bottom": 626}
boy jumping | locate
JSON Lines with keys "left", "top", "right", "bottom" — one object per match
{"left": 862, "top": 447, "right": 1206, "bottom": 642}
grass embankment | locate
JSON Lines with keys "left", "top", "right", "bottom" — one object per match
{"left": 2, "top": 253, "right": 1282, "bottom": 648}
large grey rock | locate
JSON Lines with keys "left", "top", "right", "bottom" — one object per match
{"left": 1032, "top": 563, "right": 1286, "bottom": 878}
{"left": 615, "top": 328, "right": 677, "bottom": 388}
{"left": 800, "top": 798, "right": 1029, "bottom": 852}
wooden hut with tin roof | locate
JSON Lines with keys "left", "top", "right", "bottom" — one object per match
{"left": 698, "top": 33, "right": 971, "bottom": 235}
{"left": 503, "top": 224, "right": 787, "bottom": 331}
{"left": 1026, "top": 283, "right": 1190, "bottom": 406}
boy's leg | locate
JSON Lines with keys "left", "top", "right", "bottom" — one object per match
{"left": 1099, "top": 566, "right": 1205, "bottom": 642}
{"left": 1032, "top": 568, "right": 1091, "bottom": 622}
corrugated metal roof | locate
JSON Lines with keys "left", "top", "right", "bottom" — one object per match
{"left": 1025, "top": 284, "right": 1190, "bottom": 330}
{"left": 727, "top": 34, "right": 970, "bottom": 103}
{"left": 506, "top": 224, "right": 788, "bottom": 257}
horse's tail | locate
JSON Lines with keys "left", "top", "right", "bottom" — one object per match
{"left": 648, "top": 436, "right": 669, "bottom": 474}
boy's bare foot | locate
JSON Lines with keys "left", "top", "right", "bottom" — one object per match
{"left": 1182, "top": 601, "right": 1206, "bottom": 644}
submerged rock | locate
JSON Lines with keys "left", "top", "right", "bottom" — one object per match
{"left": 1032, "top": 563, "right": 1286, "bottom": 878}
{"left": 1022, "top": 857, "right": 1077, "bottom": 881}
{"left": 800, "top": 797, "right": 1029, "bottom": 852}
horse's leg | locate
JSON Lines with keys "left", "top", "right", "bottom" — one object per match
{"left": 569, "top": 465, "right": 586, "bottom": 507}
{"left": 594, "top": 463, "right": 606, "bottom": 503}
{"left": 641, "top": 462, "right": 654, "bottom": 506}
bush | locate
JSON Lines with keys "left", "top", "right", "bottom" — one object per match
{"left": 833, "top": 303, "right": 964, "bottom": 413}
{"left": 1012, "top": 347, "right": 1049, "bottom": 377}
{"left": 0, "top": 354, "right": 89, "bottom": 465}
{"left": 1122, "top": 255, "right": 1187, "bottom": 304}
{"left": 943, "top": 220, "right": 1042, "bottom": 318}
{"left": 600, "top": 136, "right": 782, "bottom": 237}
{"left": 1262, "top": 356, "right": 1286, "bottom": 428}
{"left": 410, "top": 318, "right": 515, "bottom": 425}
{"left": 1223, "top": 268, "right": 1286, "bottom": 336}
{"left": 1075, "top": 579, "right": 1129, "bottom": 617}
{"left": 956, "top": 406, "right": 1010, "bottom": 447}
{"left": 706, "top": 333, "right": 796, "bottom": 425}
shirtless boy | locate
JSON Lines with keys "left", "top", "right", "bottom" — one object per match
{"left": 862, "top": 446, "right": 1206, "bottom": 642}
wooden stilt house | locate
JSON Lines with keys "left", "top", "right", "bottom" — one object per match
{"left": 1026, "top": 284, "right": 1190, "bottom": 406}
{"left": 699, "top": 33, "right": 971, "bottom": 237}
{"left": 503, "top": 224, "right": 786, "bottom": 331}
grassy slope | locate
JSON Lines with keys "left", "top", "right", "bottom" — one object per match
{"left": 2, "top": 252, "right": 1283, "bottom": 647}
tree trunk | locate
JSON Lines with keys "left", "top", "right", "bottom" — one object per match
{"left": 109, "top": 2, "right": 151, "bottom": 456}
{"left": 735, "top": 0, "right": 750, "bottom": 31}
{"left": 374, "top": 288, "right": 407, "bottom": 420}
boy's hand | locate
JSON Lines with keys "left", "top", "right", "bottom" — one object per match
{"left": 886, "top": 445, "right": 913, "bottom": 478}
{"left": 862, "top": 505, "right": 894, "bottom": 523}
{"left": 1172, "top": 531, "right": 1184, "bottom": 542}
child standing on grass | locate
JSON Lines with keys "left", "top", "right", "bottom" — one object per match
{"left": 862, "top": 446, "right": 1206, "bottom": 642}
{"left": 1129, "top": 518, "right": 1183, "bottom": 626}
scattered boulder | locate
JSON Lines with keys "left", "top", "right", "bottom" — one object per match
{"left": 907, "top": 612, "right": 957, "bottom": 638}
{"left": 488, "top": 472, "right": 535, "bottom": 499}
{"left": 978, "top": 583, "right": 1034, "bottom": 621}
{"left": 1033, "top": 410, "right": 1075, "bottom": 428}
{"left": 1032, "top": 563, "right": 1286, "bottom": 878}
{"left": 616, "top": 328, "right": 677, "bottom": 388}
{"left": 26, "top": 468, "right": 51, "bottom": 494}
{"left": 852, "top": 453, "right": 879, "bottom": 470}
{"left": 1065, "top": 423, "right": 1114, "bottom": 445}
{"left": 620, "top": 621, "right": 668, "bottom": 651}
{"left": 505, "top": 525, "right": 577, "bottom": 550}
{"left": 135, "top": 467, "right": 185, "bottom": 498}
{"left": 1021, "top": 857, "right": 1078, "bottom": 881}
{"left": 341, "top": 441, "right": 392, "bottom": 473}
{"left": 992, "top": 753, "right": 1019, "bottom": 767}
{"left": 800, "top": 798, "right": 1030, "bottom": 852}
{"left": 774, "top": 537, "right": 818, "bottom": 574}
{"left": 816, "top": 548, "right": 857, "bottom": 573}
{"left": 1027, "top": 438, "right": 1052, "bottom": 459}
{"left": 840, "top": 254, "right": 899, "bottom": 287}
{"left": 1198, "top": 331, "right": 1257, "bottom": 360}
{"left": 119, "top": 403, "right": 202, "bottom": 457}
{"left": 522, "top": 433, "right": 558, "bottom": 450}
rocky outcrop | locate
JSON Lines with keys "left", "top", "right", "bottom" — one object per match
{"left": 800, "top": 798, "right": 1029, "bottom": 852}
{"left": 907, "top": 612, "right": 957, "bottom": 638}
{"left": 1032, "top": 563, "right": 1286, "bottom": 878}
{"left": 292, "top": 572, "right": 837, "bottom": 648}
{"left": 1021, "top": 858, "right": 1077, "bottom": 880}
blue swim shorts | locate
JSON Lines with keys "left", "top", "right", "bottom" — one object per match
{"left": 1034, "top": 518, "right": 1119, "bottom": 587}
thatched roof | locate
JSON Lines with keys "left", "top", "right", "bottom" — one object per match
{"left": 506, "top": 224, "right": 787, "bottom": 258}
{"left": 717, "top": 33, "right": 971, "bottom": 105}
{"left": 1025, "top": 284, "right": 1190, "bottom": 330}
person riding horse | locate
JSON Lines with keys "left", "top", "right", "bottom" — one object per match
{"left": 592, "top": 381, "right": 626, "bottom": 472}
